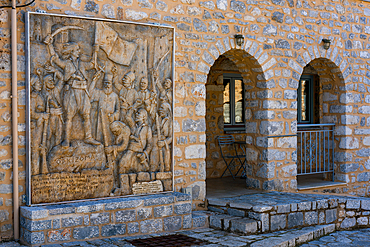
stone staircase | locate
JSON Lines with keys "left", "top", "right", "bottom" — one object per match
{"left": 206, "top": 196, "right": 269, "bottom": 234}
{"left": 209, "top": 214, "right": 259, "bottom": 234}
{"left": 204, "top": 191, "right": 370, "bottom": 237}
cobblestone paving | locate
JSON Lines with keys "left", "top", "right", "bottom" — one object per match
{"left": 299, "top": 228, "right": 370, "bottom": 247}
{"left": 1, "top": 227, "right": 369, "bottom": 246}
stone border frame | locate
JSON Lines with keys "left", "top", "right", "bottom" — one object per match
{"left": 25, "top": 11, "right": 176, "bottom": 206}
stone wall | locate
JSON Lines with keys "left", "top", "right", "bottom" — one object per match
{"left": 1, "top": 0, "right": 370, "bottom": 239}
{"left": 20, "top": 192, "right": 207, "bottom": 246}
{"left": 208, "top": 192, "right": 370, "bottom": 233}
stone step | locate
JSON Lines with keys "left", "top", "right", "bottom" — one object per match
{"left": 207, "top": 192, "right": 370, "bottom": 234}
{"left": 207, "top": 197, "right": 252, "bottom": 216}
{"left": 249, "top": 223, "right": 335, "bottom": 247}
{"left": 191, "top": 211, "right": 210, "bottom": 229}
{"left": 298, "top": 182, "right": 348, "bottom": 192}
{"left": 209, "top": 213, "right": 260, "bottom": 235}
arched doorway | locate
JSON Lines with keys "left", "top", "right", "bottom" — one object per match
{"left": 205, "top": 49, "right": 267, "bottom": 197}
{"left": 297, "top": 58, "right": 348, "bottom": 189}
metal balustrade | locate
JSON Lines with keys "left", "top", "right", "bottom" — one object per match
{"left": 297, "top": 124, "right": 335, "bottom": 180}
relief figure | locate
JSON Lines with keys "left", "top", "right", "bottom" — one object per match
{"left": 42, "top": 65, "right": 64, "bottom": 150}
{"left": 154, "top": 70, "right": 172, "bottom": 105}
{"left": 105, "top": 121, "right": 131, "bottom": 189}
{"left": 89, "top": 71, "right": 120, "bottom": 145}
{"left": 136, "top": 77, "right": 157, "bottom": 123}
{"left": 153, "top": 102, "right": 172, "bottom": 172}
{"left": 30, "top": 72, "right": 49, "bottom": 175}
{"left": 106, "top": 121, "right": 131, "bottom": 159}
{"left": 119, "top": 109, "right": 152, "bottom": 178}
{"left": 118, "top": 71, "right": 138, "bottom": 129}
{"left": 44, "top": 35, "right": 100, "bottom": 147}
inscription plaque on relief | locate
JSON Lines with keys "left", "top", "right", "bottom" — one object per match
{"left": 26, "top": 12, "right": 174, "bottom": 204}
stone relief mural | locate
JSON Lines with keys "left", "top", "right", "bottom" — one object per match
{"left": 27, "top": 13, "right": 174, "bottom": 204}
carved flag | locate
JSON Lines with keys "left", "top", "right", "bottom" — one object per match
{"left": 95, "top": 22, "right": 137, "bottom": 66}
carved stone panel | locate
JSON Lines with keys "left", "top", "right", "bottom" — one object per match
{"left": 26, "top": 12, "right": 174, "bottom": 204}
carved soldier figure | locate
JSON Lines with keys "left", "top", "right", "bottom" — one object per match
{"left": 89, "top": 71, "right": 120, "bottom": 145}
{"left": 136, "top": 77, "right": 156, "bottom": 122}
{"left": 159, "top": 78, "right": 172, "bottom": 104}
{"left": 119, "top": 109, "right": 152, "bottom": 175}
{"left": 33, "top": 19, "right": 42, "bottom": 42}
{"left": 105, "top": 120, "right": 131, "bottom": 190}
{"left": 30, "top": 72, "right": 49, "bottom": 175}
{"left": 44, "top": 35, "right": 99, "bottom": 147}
{"left": 153, "top": 70, "right": 172, "bottom": 105}
{"left": 117, "top": 71, "right": 138, "bottom": 128}
{"left": 156, "top": 102, "right": 172, "bottom": 172}
{"left": 105, "top": 121, "right": 131, "bottom": 157}
{"left": 42, "top": 66, "right": 64, "bottom": 150}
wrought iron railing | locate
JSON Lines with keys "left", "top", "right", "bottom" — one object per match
{"left": 297, "top": 124, "right": 335, "bottom": 180}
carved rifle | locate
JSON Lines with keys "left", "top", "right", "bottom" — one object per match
{"left": 156, "top": 113, "right": 164, "bottom": 172}
{"left": 100, "top": 109, "right": 117, "bottom": 186}
{"left": 50, "top": 26, "right": 83, "bottom": 39}
{"left": 154, "top": 49, "right": 170, "bottom": 72}
{"left": 40, "top": 98, "right": 49, "bottom": 174}
{"left": 150, "top": 49, "right": 170, "bottom": 92}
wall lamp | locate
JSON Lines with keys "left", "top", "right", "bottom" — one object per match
{"left": 322, "top": 38, "right": 331, "bottom": 50}
{"left": 234, "top": 34, "right": 244, "bottom": 46}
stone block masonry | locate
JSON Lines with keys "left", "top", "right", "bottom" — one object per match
{"left": 19, "top": 192, "right": 207, "bottom": 246}
{"left": 2, "top": 0, "right": 370, "bottom": 240}
{"left": 208, "top": 192, "right": 370, "bottom": 234}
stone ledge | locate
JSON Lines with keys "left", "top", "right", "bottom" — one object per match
{"left": 22, "top": 192, "right": 190, "bottom": 219}
{"left": 208, "top": 192, "right": 370, "bottom": 233}
{"left": 20, "top": 192, "right": 198, "bottom": 246}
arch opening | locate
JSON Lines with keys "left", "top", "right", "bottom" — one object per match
{"left": 205, "top": 49, "right": 270, "bottom": 195}
{"left": 297, "top": 58, "right": 348, "bottom": 188}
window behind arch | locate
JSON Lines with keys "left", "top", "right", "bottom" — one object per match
{"left": 298, "top": 74, "right": 320, "bottom": 124}
{"left": 223, "top": 73, "right": 245, "bottom": 131}
{"left": 298, "top": 75, "right": 313, "bottom": 124}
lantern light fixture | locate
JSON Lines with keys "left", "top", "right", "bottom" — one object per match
{"left": 322, "top": 38, "right": 331, "bottom": 50}
{"left": 234, "top": 34, "right": 244, "bottom": 47}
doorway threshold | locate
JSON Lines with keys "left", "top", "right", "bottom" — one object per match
{"left": 297, "top": 174, "right": 347, "bottom": 191}
{"left": 206, "top": 177, "right": 262, "bottom": 200}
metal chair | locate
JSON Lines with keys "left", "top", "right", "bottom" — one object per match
{"left": 217, "top": 135, "right": 247, "bottom": 179}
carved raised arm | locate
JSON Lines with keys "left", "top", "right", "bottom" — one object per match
{"left": 44, "top": 34, "right": 56, "bottom": 57}
{"left": 88, "top": 70, "right": 103, "bottom": 93}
